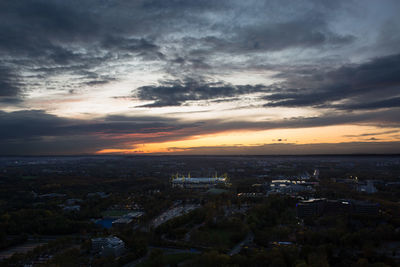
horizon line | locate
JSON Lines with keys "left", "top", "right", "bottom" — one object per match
{"left": 1, "top": 153, "right": 399, "bottom": 157}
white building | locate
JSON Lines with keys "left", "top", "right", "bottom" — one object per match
{"left": 357, "top": 180, "right": 378, "bottom": 194}
{"left": 152, "top": 204, "right": 200, "bottom": 228}
{"left": 268, "top": 180, "right": 316, "bottom": 194}
{"left": 171, "top": 176, "right": 228, "bottom": 189}
{"left": 92, "top": 236, "right": 125, "bottom": 257}
{"left": 112, "top": 211, "right": 144, "bottom": 227}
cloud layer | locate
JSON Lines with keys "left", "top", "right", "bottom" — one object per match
{"left": 0, "top": 0, "right": 399, "bottom": 154}
{"left": 1, "top": 107, "right": 399, "bottom": 154}
{"left": 263, "top": 53, "right": 400, "bottom": 110}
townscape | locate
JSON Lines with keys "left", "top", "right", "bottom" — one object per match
{"left": 0, "top": 155, "right": 400, "bottom": 266}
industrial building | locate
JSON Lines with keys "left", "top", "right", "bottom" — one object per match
{"left": 357, "top": 180, "right": 378, "bottom": 194}
{"left": 112, "top": 211, "right": 144, "bottom": 227}
{"left": 296, "top": 198, "right": 379, "bottom": 218}
{"left": 296, "top": 198, "right": 326, "bottom": 217}
{"left": 268, "top": 180, "right": 317, "bottom": 194}
{"left": 171, "top": 175, "right": 228, "bottom": 189}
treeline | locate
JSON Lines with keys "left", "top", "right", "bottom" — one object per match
{"left": 0, "top": 233, "right": 27, "bottom": 250}
{"left": 0, "top": 209, "right": 91, "bottom": 235}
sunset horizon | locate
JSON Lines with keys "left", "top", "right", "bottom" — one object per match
{"left": 1, "top": 0, "right": 399, "bottom": 155}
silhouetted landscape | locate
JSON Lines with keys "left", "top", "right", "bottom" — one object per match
{"left": 0, "top": 155, "right": 399, "bottom": 266}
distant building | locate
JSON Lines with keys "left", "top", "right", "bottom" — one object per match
{"left": 313, "top": 169, "right": 320, "bottom": 179}
{"left": 171, "top": 175, "right": 228, "bottom": 189}
{"left": 112, "top": 217, "right": 132, "bottom": 226}
{"left": 297, "top": 172, "right": 311, "bottom": 180}
{"left": 112, "top": 211, "right": 144, "bottom": 227}
{"left": 237, "top": 192, "right": 265, "bottom": 198}
{"left": 268, "top": 180, "right": 317, "bottom": 195}
{"left": 352, "top": 200, "right": 380, "bottom": 215}
{"left": 357, "top": 180, "right": 378, "bottom": 194}
{"left": 296, "top": 198, "right": 379, "bottom": 218}
{"left": 92, "top": 236, "right": 125, "bottom": 257}
{"left": 325, "top": 199, "right": 352, "bottom": 214}
{"left": 296, "top": 198, "right": 326, "bottom": 217}
{"left": 152, "top": 204, "right": 199, "bottom": 228}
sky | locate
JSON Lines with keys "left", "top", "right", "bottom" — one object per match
{"left": 0, "top": 0, "right": 400, "bottom": 155}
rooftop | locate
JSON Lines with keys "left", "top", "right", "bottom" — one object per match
{"left": 171, "top": 177, "right": 227, "bottom": 183}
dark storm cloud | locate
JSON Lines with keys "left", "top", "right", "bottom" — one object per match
{"left": 335, "top": 97, "right": 400, "bottom": 110}
{"left": 135, "top": 52, "right": 400, "bottom": 108}
{"left": 0, "top": 1, "right": 110, "bottom": 76}
{"left": 206, "top": 109, "right": 400, "bottom": 132}
{"left": 0, "top": 66, "right": 20, "bottom": 97}
{"left": 0, "top": 0, "right": 157, "bottom": 57}
{"left": 0, "top": 1, "right": 97, "bottom": 56}
{"left": 0, "top": 0, "right": 165, "bottom": 102}
{"left": 0, "top": 65, "right": 24, "bottom": 104}
{"left": 101, "top": 36, "right": 163, "bottom": 57}
{"left": 2, "top": 108, "right": 399, "bottom": 143}
{"left": 0, "top": 110, "right": 192, "bottom": 141}
{"left": 0, "top": 135, "right": 125, "bottom": 156}
{"left": 0, "top": 0, "right": 169, "bottom": 60}
{"left": 0, "top": 109, "right": 200, "bottom": 154}
{"left": 192, "top": 16, "right": 354, "bottom": 55}
{"left": 1, "top": 107, "right": 400, "bottom": 155}
{"left": 0, "top": 0, "right": 398, "bottom": 155}
{"left": 0, "top": 0, "right": 363, "bottom": 104}
{"left": 263, "top": 53, "right": 400, "bottom": 110}
{"left": 142, "top": 0, "right": 228, "bottom": 10}
{"left": 135, "top": 79, "right": 267, "bottom": 107}
{"left": 0, "top": 110, "right": 75, "bottom": 140}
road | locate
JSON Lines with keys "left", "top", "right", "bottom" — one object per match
{"left": 228, "top": 232, "right": 254, "bottom": 256}
{"left": 123, "top": 246, "right": 201, "bottom": 267}
{"left": 0, "top": 234, "right": 81, "bottom": 261}
{"left": 0, "top": 241, "right": 48, "bottom": 260}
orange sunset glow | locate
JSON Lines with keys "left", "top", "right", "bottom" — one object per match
{"left": 96, "top": 125, "right": 400, "bottom": 154}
